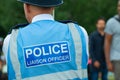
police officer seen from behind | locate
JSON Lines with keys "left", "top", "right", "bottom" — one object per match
{"left": 3, "top": 0, "right": 89, "bottom": 80}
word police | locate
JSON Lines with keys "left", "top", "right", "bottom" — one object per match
{"left": 26, "top": 42, "right": 69, "bottom": 58}
{"left": 23, "top": 41, "right": 70, "bottom": 67}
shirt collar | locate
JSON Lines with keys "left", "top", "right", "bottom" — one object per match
{"left": 32, "top": 14, "right": 54, "bottom": 23}
{"left": 96, "top": 30, "right": 105, "bottom": 37}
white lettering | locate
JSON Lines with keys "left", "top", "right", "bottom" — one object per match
{"left": 49, "top": 46, "right": 52, "bottom": 55}
{"left": 61, "top": 43, "right": 68, "bottom": 53}
{"left": 52, "top": 45, "right": 60, "bottom": 54}
{"left": 42, "top": 47, "right": 49, "bottom": 56}
{"left": 47, "top": 55, "right": 70, "bottom": 63}
{"left": 26, "top": 49, "right": 32, "bottom": 58}
{"left": 33, "top": 48, "right": 42, "bottom": 57}
{"left": 27, "top": 59, "right": 47, "bottom": 66}
{"left": 25, "top": 42, "right": 69, "bottom": 58}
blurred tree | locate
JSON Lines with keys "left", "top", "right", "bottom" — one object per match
{"left": 56, "top": 0, "right": 118, "bottom": 34}
{"left": 0, "top": 0, "right": 118, "bottom": 37}
{"left": 0, "top": 0, "right": 26, "bottom": 37}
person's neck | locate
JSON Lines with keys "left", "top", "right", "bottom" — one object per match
{"left": 29, "top": 13, "right": 52, "bottom": 23}
{"left": 98, "top": 29, "right": 104, "bottom": 36}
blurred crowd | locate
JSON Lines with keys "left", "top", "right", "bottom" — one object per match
{"left": 0, "top": 37, "right": 7, "bottom": 80}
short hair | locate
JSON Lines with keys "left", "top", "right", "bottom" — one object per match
{"left": 40, "top": 7, "right": 52, "bottom": 10}
{"left": 96, "top": 17, "right": 106, "bottom": 24}
{"left": 26, "top": 3, "right": 52, "bottom": 10}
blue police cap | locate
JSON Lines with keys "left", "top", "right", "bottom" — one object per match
{"left": 18, "top": 0, "right": 63, "bottom": 7}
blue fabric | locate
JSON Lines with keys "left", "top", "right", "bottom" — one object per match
{"left": 89, "top": 31, "right": 107, "bottom": 72}
{"left": 18, "top": 20, "right": 76, "bottom": 78}
{"left": 74, "top": 25, "right": 88, "bottom": 69}
{"left": 89, "top": 31, "right": 105, "bottom": 63}
{"left": 91, "top": 70, "right": 108, "bottom": 80}
{"left": 8, "top": 20, "right": 88, "bottom": 79}
{"left": 7, "top": 47, "right": 16, "bottom": 80}
{"left": 91, "top": 63, "right": 108, "bottom": 80}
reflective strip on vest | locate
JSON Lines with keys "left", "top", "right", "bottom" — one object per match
{"left": 68, "top": 23, "right": 87, "bottom": 79}
{"left": 10, "top": 29, "right": 21, "bottom": 80}
{"left": 9, "top": 23, "right": 87, "bottom": 80}
{"left": 68, "top": 23, "right": 82, "bottom": 70}
{"left": 23, "top": 70, "right": 87, "bottom": 80}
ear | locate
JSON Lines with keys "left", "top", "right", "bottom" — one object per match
{"left": 51, "top": 7, "right": 54, "bottom": 11}
{"left": 24, "top": 3, "right": 31, "bottom": 13}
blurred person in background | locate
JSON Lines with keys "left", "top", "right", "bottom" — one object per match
{"left": 0, "top": 37, "right": 7, "bottom": 80}
{"left": 88, "top": 58, "right": 92, "bottom": 80}
{"left": 0, "top": 37, "right": 3, "bottom": 54}
{"left": 0, "top": 59, "right": 3, "bottom": 79}
{"left": 0, "top": 37, "right": 3, "bottom": 79}
{"left": 104, "top": 0, "right": 120, "bottom": 80}
{"left": 89, "top": 18, "right": 108, "bottom": 80}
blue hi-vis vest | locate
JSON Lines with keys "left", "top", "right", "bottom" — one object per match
{"left": 8, "top": 20, "right": 88, "bottom": 80}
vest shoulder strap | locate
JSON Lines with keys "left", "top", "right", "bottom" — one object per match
{"left": 8, "top": 21, "right": 77, "bottom": 34}
{"left": 58, "top": 20, "right": 78, "bottom": 24}
{"left": 8, "top": 23, "right": 29, "bottom": 34}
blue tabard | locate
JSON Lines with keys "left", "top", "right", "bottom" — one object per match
{"left": 8, "top": 20, "right": 88, "bottom": 80}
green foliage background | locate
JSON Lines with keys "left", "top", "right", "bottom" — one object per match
{"left": 0, "top": 0, "right": 118, "bottom": 37}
